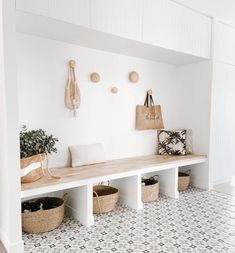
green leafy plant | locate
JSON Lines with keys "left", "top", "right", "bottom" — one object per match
{"left": 20, "top": 125, "right": 58, "bottom": 159}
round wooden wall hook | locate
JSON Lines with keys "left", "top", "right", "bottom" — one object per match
{"left": 69, "top": 60, "right": 76, "bottom": 68}
{"left": 129, "top": 71, "right": 139, "bottom": 83}
{"left": 111, "top": 86, "right": 118, "bottom": 94}
{"left": 90, "top": 72, "right": 100, "bottom": 83}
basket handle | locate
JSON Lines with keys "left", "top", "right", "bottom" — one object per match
{"left": 150, "top": 175, "right": 159, "bottom": 181}
{"left": 63, "top": 193, "right": 69, "bottom": 203}
{"left": 98, "top": 181, "right": 110, "bottom": 186}
{"left": 93, "top": 190, "right": 102, "bottom": 213}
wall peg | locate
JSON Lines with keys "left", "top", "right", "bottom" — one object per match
{"left": 129, "top": 71, "right": 139, "bottom": 83}
{"left": 111, "top": 86, "right": 118, "bottom": 94}
{"left": 90, "top": 72, "right": 100, "bottom": 83}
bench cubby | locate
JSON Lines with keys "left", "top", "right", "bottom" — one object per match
{"left": 21, "top": 154, "right": 206, "bottom": 227}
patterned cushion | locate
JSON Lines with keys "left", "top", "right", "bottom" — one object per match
{"left": 186, "top": 129, "right": 193, "bottom": 154}
{"left": 158, "top": 130, "right": 187, "bottom": 155}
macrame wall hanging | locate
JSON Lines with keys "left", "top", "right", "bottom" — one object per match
{"left": 65, "top": 60, "right": 81, "bottom": 117}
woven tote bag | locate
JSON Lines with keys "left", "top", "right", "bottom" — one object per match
{"left": 136, "top": 91, "right": 164, "bottom": 130}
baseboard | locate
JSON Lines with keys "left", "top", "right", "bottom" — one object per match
{"left": 0, "top": 229, "right": 24, "bottom": 253}
{"left": 213, "top": 178, "right": 231, "bottom": 186}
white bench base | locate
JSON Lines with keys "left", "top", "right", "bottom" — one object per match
{"left": 21, "top": 155, "right": 207, "bottom": 227}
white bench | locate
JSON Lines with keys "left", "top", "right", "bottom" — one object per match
{"left": 21, "top": 154, "right": 207, "bottom": 227}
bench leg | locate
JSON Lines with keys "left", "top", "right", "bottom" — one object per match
{"left": 111, "top": 175, "right": 143, "bottom": 210}
{"left": 65, "top": 184, "right": 94, "bottom": 227}
{"left": 157, "top": 167, "right": 179, "bottom": 199}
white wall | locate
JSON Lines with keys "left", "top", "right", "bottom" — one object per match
{"left": 17, "top": 34, "right": 211, "bottom": 189}
{"left": 174, "top": 61, "right": 212, "bottom": 189}
{"left": 0, "top": 0, "right": 24, "bottom": 252}
{"left": 0, "top": 0, "right": 9, "bottom": 245}
{"left": 17, "top": 34, "right": 178, "bottom": 168}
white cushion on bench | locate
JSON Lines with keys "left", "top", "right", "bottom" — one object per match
{"left": 69, "top": 143, "right": 106, "bottom": 168}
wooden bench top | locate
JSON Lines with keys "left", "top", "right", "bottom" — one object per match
{"left": 21, "top": 154, "right": 206, "bottom": 198}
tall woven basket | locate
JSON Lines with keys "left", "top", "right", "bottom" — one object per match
{"left": 142, "top": 182, "right": 159, "bottom": 202}
{"left": 93, "top": 185, "right": 119, "bottom": 214}
{"left": 178, "top": 170, "right": 190, "bottom": 192}
{"left": 22, "top": 195, "right": 67, "bottom": 233}
{"left": 142, "top": 176, "right": 159, "bottom": 202}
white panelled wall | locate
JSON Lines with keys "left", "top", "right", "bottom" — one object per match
{"left": 143, "top": 0, "right": 211, "bottom": 58}
{"left": 209, "top": 21, "right": 235, "bottom": 184}
{"left": 175, "top": 0, "right": 235, "bottom": 26}
{"left": 90, "top": 0, "right": 143, "bottom": 41}
{"left": 16, "top": 0, "right": 212, "bottom": 62}
{"left": 16, "top": 0, "right": 90, "bottom": 27}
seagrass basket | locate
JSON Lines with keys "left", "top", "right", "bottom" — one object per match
{"left": 93, "top": 185, "right": 119, "bottom": 214}
{"left": 178, "top": 170, "right": 190, "bottom": 192}
{"left": 22, "top": 195, "right": 67, "bottom": 233}
{"left": 142, "top": 181, "right": 159, "bottom": 202}
{"left": 142, "top": 175, "right": 159, "bottom": 202}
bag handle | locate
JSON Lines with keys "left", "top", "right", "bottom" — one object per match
{"left": 144, "top": 90, "right": 155, "bottom": 107}
{"left": 41, "top": 154, "right": 61, "bottom": 181}
{"left": 144, "top": 93, "right": 149, "bottom": 107}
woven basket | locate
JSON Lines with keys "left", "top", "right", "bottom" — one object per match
{"left": 93, "top": 185, "right": 119, "bottom": 214}
{"left": 22, "top": 195, "right": 67, "bottom": 233}
{"left": 142, "top": 181, "right": 159, "bottom": 202}
{"left": 178, "top": 170, "right": 190, "bottom": 192}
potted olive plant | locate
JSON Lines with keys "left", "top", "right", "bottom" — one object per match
{"left": 20, "top": 126, "right": 58, "bottom": 184}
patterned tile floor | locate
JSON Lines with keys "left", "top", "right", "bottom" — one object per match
{"left": 23, "top": 188, "right": 235, "bottom": 253}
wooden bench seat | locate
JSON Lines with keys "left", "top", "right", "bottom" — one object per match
{"left": 21, "top": 154, "right": 207, "bottom": 226}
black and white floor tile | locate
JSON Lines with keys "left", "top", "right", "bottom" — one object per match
{"left": 23, "top": 188, "right": 235, "bottom": 253}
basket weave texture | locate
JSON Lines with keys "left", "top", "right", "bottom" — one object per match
{"left": 22, "top": 197, "right": 64, "bottom": 233}
{"left": 93, "top": 185, "right": 119, "bottom": 214}
{"left": 178, "top": 171, "right": 190, "bottom": 192}
{"left": 142, "top": 182, "right": 159, "bottom": 202}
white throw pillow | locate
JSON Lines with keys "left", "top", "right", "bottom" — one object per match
{"left": 69, "top": 143, "right": 106, "bottom": 168}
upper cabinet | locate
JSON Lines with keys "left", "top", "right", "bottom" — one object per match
{"left": 16, "top": 0, "right": 212, "bottom": 63}
{"left": 214, "top": 22, "right": 235, "bottom": 65}
{"left": 16, "top": 0, "right": 90, "bottom": 27}
{"left": 90, "top": 0, "right": 142, "bottom": 41}
{"left": 143, "top": 0, "right": 211, "bottom": 58}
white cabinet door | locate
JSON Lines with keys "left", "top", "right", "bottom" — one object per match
{"left": 210, "top": 62, "right": 235, "bottom": 183}
{"left": 90, "top": 0, "right": 142, "bottom": 41}
{"left": 16, "top": 0, "right": 90, "bottom": 27}
{"left": 214, "top": 22, "right": 235, "bottom": 65}
{"left": 143, "top": 0, "right": 211, "bottom": 58}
